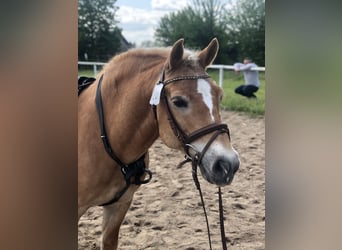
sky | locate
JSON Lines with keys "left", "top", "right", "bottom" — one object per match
{"left": 116, "top": 0, "right": 191, "bottom": 46}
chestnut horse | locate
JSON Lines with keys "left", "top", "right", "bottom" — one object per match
{"left": 78, "top": 38, "right": 240, "bottom": 249}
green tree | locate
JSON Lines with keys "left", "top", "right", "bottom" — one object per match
{"left": 78, "top": 0, "right": 122, "bottom": 61}
{"left": 154, "top": 0, "right": 265, "bottom": 65}
{"left": 155, "top": 0, "right": 229, "bottom": 63}
{"left": 225, "top": 0, "right": 265, "bottom": 65}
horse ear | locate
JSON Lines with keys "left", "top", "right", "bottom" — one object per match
{"left": 167, "top": 38, "right": 184, "bottom": 70}
{"left": 198, "top": 38, "right": 219, "bottom": 68}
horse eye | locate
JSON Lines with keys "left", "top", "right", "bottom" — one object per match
{"left": 172, "top": 97, "right": 188, "bottom": 108}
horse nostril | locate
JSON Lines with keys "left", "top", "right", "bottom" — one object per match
{"left": 213, "top": 159, "right": 230, "bottom": 176}
{"left": 213, "top": 158, "right": 239, "bottom": 177}
{"left": 210, "top": 158, "right": 239, "bottom": 185}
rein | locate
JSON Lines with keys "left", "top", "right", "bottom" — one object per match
{"left": 151, "top": 68, "right": 230, "bottom": 249}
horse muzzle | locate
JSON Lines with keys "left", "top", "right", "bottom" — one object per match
{"left": 199, "top": 148, "right": 240, "bottom": 186}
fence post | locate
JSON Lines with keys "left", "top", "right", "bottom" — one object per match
{"left": 219, "top": 67, "right": 224, "bottom": 88}
{"left": 93, "top": 64, "right": 97, "bottom": 77}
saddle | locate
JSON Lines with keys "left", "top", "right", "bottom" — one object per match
{"left": 78, "top": 76, "right": 96, "bottom": 96}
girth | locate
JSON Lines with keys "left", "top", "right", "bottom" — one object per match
{"left": 94, "top": 74, "right": 152, "bottom": 206}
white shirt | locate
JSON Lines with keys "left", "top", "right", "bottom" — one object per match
{"left": 234, "top": 63, "right": 260, "bottom": 88}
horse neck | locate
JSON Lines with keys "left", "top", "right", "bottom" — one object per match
{"left": 101, "top": 64, "right": 162, "bottom": 164}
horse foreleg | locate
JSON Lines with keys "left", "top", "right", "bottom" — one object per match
{"left": 101, "top": 198, "right": 133, "bottom": 250}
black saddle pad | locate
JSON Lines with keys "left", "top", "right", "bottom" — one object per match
{"left": 78, "top": 76, "right": 96, "bottom": 96}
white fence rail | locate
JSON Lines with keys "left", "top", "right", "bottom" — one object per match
{"left": 207, "top": 64, "right": 265, "bottom": 87}
{"left": 78, "top": 61, "right": 106, "bottom": 77}
{"left": 78, "top": 61, "right": 265, "bottom": 88}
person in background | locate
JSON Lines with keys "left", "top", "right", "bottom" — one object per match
{"left": 234, "top": 57, "right": 260, "bottom": 99}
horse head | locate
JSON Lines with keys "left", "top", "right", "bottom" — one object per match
{"left": 155, "top": 38, "right": 240, "bottom": 186}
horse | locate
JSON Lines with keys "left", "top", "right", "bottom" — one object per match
{"left": 78, "top": 38, "right": 240, "bottom": 249}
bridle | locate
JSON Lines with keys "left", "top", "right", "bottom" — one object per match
{"left": 151, "top": 68, "right": 231, "bottom": 152}
{"left": 150, "top": 67, "right": 231, "bottom": 250}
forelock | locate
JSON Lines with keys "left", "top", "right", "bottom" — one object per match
{"left": 184, "top": 50, "right": 200, "bottom": 67}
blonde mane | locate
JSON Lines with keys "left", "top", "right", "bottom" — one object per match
{"left": 100, "top": 48, "right": 200, "bottom": 86}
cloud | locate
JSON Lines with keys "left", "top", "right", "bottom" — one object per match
{"left": 117, "top": 6, "right": 165, "bottom": 25}
{"left": 116, "top": 1, "right": 191, "bottom": 45}
{"left": 121, "top": 26, "right": 156, "bottom": 46}
{"left": 151, "top": 0, "right": 190, "bottom": 10}
{"left": 117, "top": 5, "right": 169, "bottom": 45}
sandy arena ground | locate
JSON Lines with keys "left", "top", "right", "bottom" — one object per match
{"left": 78, "top": 110, "right": 265, "bottom": 249}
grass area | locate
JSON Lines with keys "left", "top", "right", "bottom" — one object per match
{"left": 78, "top": 67, "right": 265, "bottom": 117}
{"left": 78, "top": 69, "right": 95, "bottom": 77}
{"left": 78, "top": 65, "right": 104, "bottom": 78}
{"left": 208, "top": 69, "right": 265, "bottom": 117}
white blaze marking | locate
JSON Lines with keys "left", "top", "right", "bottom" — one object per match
{"left": 197, "top": 79, "right": 214, "bottom": 121}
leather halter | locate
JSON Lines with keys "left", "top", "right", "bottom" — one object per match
{"left": 151, "top": 67, "right": 230, "bottom": 250}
